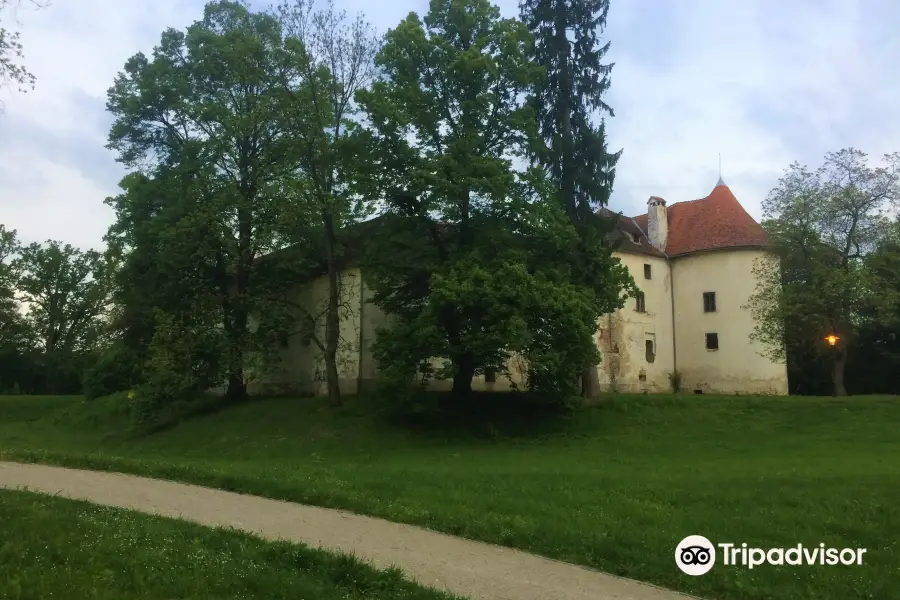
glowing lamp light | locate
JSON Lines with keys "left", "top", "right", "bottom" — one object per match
{"left": 825, "top": 334, "right": 839, "bottom": 347}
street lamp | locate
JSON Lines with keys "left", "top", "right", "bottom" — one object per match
{"left": 825, "top": 334, "right": 839, "bottom": 347}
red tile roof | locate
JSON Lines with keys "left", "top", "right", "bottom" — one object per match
{"left": 632, "top": 182, "right": 769, "bottom": 257}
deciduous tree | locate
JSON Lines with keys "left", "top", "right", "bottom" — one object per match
{"left": 106, "top": 1, "right": 302, "bottom": 402}
{"left": 15, "top": 240, "right": 111, "bottom": 356}
{"left": 357, "top": 0, "right": 630, "bottom": 397}
{"left": 747, "top": 148, "right": 900, "bottom": 396}
{"left": 271, "top": 0, "right": 379, "bottom": 406}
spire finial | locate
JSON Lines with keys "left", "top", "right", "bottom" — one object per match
{"left": 716, "top": 153, "right": 726, "bottom": 187}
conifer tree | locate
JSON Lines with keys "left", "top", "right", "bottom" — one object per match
{"left": 520, "top": 0, "right": 625, "bottom": 397}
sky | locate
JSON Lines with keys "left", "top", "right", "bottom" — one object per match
{"left": 1, "top": 0, "right": 899, "bottom": 251}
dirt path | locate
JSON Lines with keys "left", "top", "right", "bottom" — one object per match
{"left": 0, "top": 461, "right": 698, "bottom": 600}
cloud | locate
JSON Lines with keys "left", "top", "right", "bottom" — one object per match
{"left": 1, "top": 0, "right": 898, "bottom": 250}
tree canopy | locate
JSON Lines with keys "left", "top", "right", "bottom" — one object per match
{"left": 747, "top": 148, "right": 900, "bottom": 395}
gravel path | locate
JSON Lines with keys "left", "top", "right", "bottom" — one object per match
{"left": 0, "top": 461, "right": 698, "bottom": 600}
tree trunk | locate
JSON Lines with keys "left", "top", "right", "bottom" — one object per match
{"left": 225, "top": 372, "right": 246, "bottom": 402}
{"left": 322, "top": 209, "right": 342, "bottom": 407}
{"left": 224, "top": 304, "right": 248, "bottom": 403}
{"left": 581, "top": 365, "right": 601, "bottom": 401}
{"left": 832, "top": 347, "right": 848, "bottom": 397}
{"left": 451, "top": 354, "right": 476, "bottom": 396}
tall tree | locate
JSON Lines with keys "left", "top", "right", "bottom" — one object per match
{"left": 271, "top": 0, "right": 379, "bottom": 406}
{"left": 15, "top": 241, "right": 111, "bottom": 357}
{"left": 0, "top": 224, "right": 25, "bottom": 351}
{"left": 357, "top": 0, "right": 630, "bottom": 396}
{"left": 848, "top": 220, "right": 900, "bottom": 394}
{"left": 106, "top": 1, "right": 301, "bottom": 402}
{"left": 519, "top": 0, "right": 624, "bottom": 398}
{"left": 747, "top": 148, "right": 900, "bottom": 396}
{"left": 10, "top": 240, "right": 111, "bottom": 393}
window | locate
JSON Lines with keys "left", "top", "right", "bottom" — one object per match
{"left": 644, "top": 264, "right": 652, "bottom": 279}
{"left": 705, "top": 332, "right": 719, "bottom": 350}
{"left": 484, "top": 368, "right": 496, "bottom": 383}
{"left": 635, "top": 292, "right": 646, "bottom": 313}
{"left": 631, "top": 232, "right": 640, "bottom": 243}
{"left": 703, "top": 291, "right": 717, "bottom": 313}
{"left": 645, "top": 339, "right": 655, "bottom": 363}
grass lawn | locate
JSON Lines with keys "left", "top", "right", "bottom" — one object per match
{"left": 0, "top": 488, "right": 458, "bottom": 600}
{"left": 0, "top": 392, "right": 898, "bottom": 600}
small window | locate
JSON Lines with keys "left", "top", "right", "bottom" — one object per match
{"left": 693, "top": 389, "right": 704, "bottom": 395}
{"left": 631, "top": 232, "right": 640, "bottom": 243}
{"left": 635, "top": 292, "right": 646, "bottom": 313}
{"left": 705, "top": 332, "right": 719, "bottom": 350}
{"left": 644, "top": 264, "right": 652, "bottom": 279}
{"left": 484, "top": 368, "right": 496, "bottom": 383}
{"left": 703, "top": 291, "right": 717, "bottom": 313}
{"left": 645, "top": 339, "right": 655, "bottom": 363}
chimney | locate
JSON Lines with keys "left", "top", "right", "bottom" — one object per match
{"left": 647, "top": 196, "right": 668, "bottom": 252}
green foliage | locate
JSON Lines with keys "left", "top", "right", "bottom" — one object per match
{"left": 81, "top": 341, "right": 143, "bottom": 400}
{"left": 519, "top": 0, "right": 620, "bottom": 221}
{"left": 131, "top": 310, "right": 226, "bottom": 427}
{"left": 518, "top": 0, "right": 628, "bottom": 397}
{"left": 357, "top": 0, "right": 626, "bottom": 396}
{"left": 746, "top": 149, "right": 900, "bottom": 395}
{"left": 268, "top": 0, "right": 380, "bottom": 406}
{"left": 15, "top": 240, "right": 111, "bottom": 356}
{"left": 105, "top": 1, "right": 310, "bottom": 405}
{"left": 0, "top": 224, "right": 25, "bottom": 355}
{"left": 0, "top": 225, "right": 113, "bottom": 394}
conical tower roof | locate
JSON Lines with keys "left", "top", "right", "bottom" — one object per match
{"left": 633, "top": 180, "right": 768, "bottom": 256}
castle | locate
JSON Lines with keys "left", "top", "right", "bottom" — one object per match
{"left": 256, "top": 179, "right": 789, "bottom": 396}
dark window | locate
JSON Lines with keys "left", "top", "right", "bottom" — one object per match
{"left": 484, "top": 368, "right": 496, "bottom": 383}
{"left": 703, "top": 291, "right": 717, "bottom": 313}
{"left": 705, "top": 332, "right": 719, "bottom": 350}
{"left": 645, "top": 340, "right": 655, "bottom": 363}
{"left": 644, "top": 264, "right": 652, "bottom": 279}
{"left": 631, "top": 232, "right": 640, "bottom": 243}
{"left": 635, "top": 292, "right": 646, "bottom": 313}
{"left": 693, "top": 389, "right": 704, "bottom": 395}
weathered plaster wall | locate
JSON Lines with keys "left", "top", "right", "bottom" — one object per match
{"left": 596, "top": 252, "right": 675, "bottom": 393}
{"left": 255, "top": 268, "right": 365, "bottom": 396}
{"left": 253, "top": 249, "right": 787, "bottom": 397}
{"left": 671, "top": 249, "right": 788, "bottom": 395}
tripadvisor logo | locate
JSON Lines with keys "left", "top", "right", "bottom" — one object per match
{"left": 675, "top": 535, "right": 867, "bottom": 576}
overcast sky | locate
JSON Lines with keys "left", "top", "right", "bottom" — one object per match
{"left": 1, "top": 0, "right": 898, "bottom": 251}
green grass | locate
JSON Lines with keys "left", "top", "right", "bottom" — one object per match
{"left": 0, "top": 488, "right": 459, "bottom": 600}
{"left": 1, "top": 392, "right": 898, "bottom": 600}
